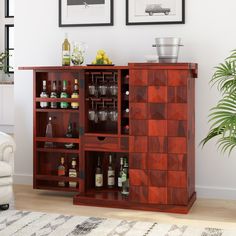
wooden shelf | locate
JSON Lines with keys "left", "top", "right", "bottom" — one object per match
{"left": 36, "top": 147, "right": 79, "bottom": 154}
{"left": 36, "top": 137, "right": 80, "bottom": 143}
{"left": 36, "top": 109, "right": 79, "bottom": 113}
{"left": 36, "top": 174, "right": 80, "bottom": 182}
{"left": 36, "top": 185, "right": 79, "bottom": 193}
{"left": 36, "top": 98, "right": 80, "bottom": 102}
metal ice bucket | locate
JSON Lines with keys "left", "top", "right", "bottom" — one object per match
{"left": 153, "top": 37, "right": 183, "bottom": 63}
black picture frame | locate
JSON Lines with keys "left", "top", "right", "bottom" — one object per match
{"left": 5, "top": 0, "right": 14, "bottom": 18}
{"left": 126, "top": 0, "right": 185, "bottom": 25}
{"left": 59, "top": 0, "right": 114, "bottom": 27}
{"left": 5, "top": 24, "right": 14, "bottom": 73}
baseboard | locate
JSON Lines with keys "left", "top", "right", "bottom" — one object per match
{"left": 196, "top": 185, "right": 236, "bottom": 200}
{"left": 13, "top": 173, "right": 33, "bottom": 185}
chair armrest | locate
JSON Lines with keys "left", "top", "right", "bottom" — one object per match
{"left": 0, "top": 132, "right": 16, "bottom": 163}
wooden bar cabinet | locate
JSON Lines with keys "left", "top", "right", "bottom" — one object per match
{"left": 20, "top": 63, "right": 198, "bottom": 213}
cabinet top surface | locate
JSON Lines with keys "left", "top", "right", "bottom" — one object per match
{"left": 19, "top": 63, "right": 197, "bottom": 71}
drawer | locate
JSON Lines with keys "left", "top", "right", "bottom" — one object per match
{"left": 84, "top": 135, "right": 119, "bottom": 151}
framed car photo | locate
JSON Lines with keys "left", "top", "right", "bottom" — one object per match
{"left": 126, "top": 0, "right": 185, "bottom": 25}
{"left": 59, "top": 0, "right": 113, "bottom": 27}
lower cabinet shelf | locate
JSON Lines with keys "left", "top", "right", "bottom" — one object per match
{"left": 74, "top": 191, "right": 197, "bottom": 214}
{"left": 35, "top": 174, "right": 80, "bottom": 182}
{"left": 35, "top": 175, "right": 80, "bottom": 192}
{"left": 36, "top": 185, "right": 79, "bottom": 192}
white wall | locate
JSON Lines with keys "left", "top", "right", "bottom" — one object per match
{"left": 14, "top": 0, "right": 236, "bottom": 199}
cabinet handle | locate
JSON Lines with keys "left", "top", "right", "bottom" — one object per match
{"left": 97, "top": 136, "right": 106, "bottom": 141}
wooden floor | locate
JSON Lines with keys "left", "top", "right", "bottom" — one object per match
{"left": 14, "top": 185, "right": 236, "bottom": 230}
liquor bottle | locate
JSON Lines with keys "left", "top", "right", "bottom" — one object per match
{"left": 118, "top": 157, "right": 123, "bottom": 189}
{"left": 95, "top": 156, "right": 103, "bottom": 188}
{"left": 58, "top": 157, "right": 66, "bottom": 187}
{"left": 123, "top": 108, "right": 129, "bottom": 117}
{"left": 124, "top": 125, "right": 129, "bottom": 134}
{"left": 62, "top": 33, "right": 70, "bottom": 66}
{"left": 69, "top": 158, "right": 78, "bottom": 188}
{"left": 71, "top": 79, "right": 79, "bottom": 109}
{"left": 40, "top": 80, "right": 49, "bottom": 108}
{"left": 107, "top": 154, "right": 115, "bottom": 188}
{"left": 122, "top": 88, "right": 129, "bottom": 98}
{"left": 121, "top": 158, "right": 129, "bottom": 196}
{"left": 64, "top": 122, "right": 75, "bottom": 149}
{"left": 50, "top": 81, "right": 58, "bottom": 109}
{"left": 60, "top": 80, "right": 69, "bottom": 109}
{"left": 44, "top": 116, "right": 54, "bottom": 148}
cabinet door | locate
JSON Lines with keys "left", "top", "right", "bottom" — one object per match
{"left": 0, "top": 85, "right": 14, "bottom": 125}
{"left": 129, "top": 69, "right": 169, "bottom": 204}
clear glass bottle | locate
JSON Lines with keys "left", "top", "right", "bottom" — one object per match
{"left": 58, "top": 157, "right": 66, "bottom": 187}
{"left": 44, "top": 116, "right": 54, "bottom": 148}
{"left": 121, "top": 158, "right": 129, "bottom": 196}
{"left": 64, "top": 122, "right": 75, "bottom": 149}
{"left": 69, "top": 158, "right": 77, "bottom": 188}
{"left": 62, "top": 33, "right": 70, "bottom": 66}
{"left": 71, "top": 79, "right": 79, "bottom": 109}
{"left": 118, "top": 157, "right": 123, "bottom": 189}
{"left": 107, "top": 154, "right": 115, "bottom": 188}
{"left": 95, "top": 156, "right": 103, "bottom": 188}
{"left": 40, "top": 80, "right": 49, "bottom": 108}
{"left": 50, "top": 81, "right": 58, "bottom": 109}
{"left": 60, "top": 80, "right": 69, "bottom": 109}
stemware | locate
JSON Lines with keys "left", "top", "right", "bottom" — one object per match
{"left": 108, "top": 100, "right": 118, "bottom": 122}
{"left": 88, "top": 100, "right": 98, "bottom": 122}
{"left": 108, "top": 73, "right": 118, "bottom": 97}
{"left": 88, "top": 74, "right": 98, "bottom": 97}
{"left": 98, "top": 73, "right": 108, "bottom": 96}
{"left": 98, "top": 100, "right": 108, "bottom": 121}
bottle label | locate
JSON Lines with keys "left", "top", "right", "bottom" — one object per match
{"left": 58, "top": 169, "right": 65, "bottom": 176}
{"left": 118, "top": 177, "right": 122, "bottom": 187}
{"left": 95, "top": 174, "right": 103, "bottom": 187}
{"left": 40, "top": 93, "right": 49, "bottom": 108}
{"left": 60, "top": 92, "right": 69, "bottom": 108}
{"left": 108, "top": 170, "right": 115, "bottom": 186}
{"left": 71, "top": 93, "right": 79, "bottom": 108}
{"left": 121, "top": 173, "right": 127, "bottom": 182}
{"left": 62, "top": 50, "right": 70, "bottom": 66}
{"left": 50, "top": 92, "right": 57, "bottom": 108}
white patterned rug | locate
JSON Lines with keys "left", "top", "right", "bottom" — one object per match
{"left": 0, "top": 210, "right": 235, "bottom": 236}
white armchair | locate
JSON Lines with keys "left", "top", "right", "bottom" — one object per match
{"left": 0, "top": 132, "right": 15, "bottom": 210}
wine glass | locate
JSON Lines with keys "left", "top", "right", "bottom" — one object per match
{"left": 98, "top": 73, "right": 108, "bottom": 96}
{"left": 98, "top": 100, "right": 108, "bottom": 121}
{"left": 88, "top": 100, "right": 98, "bottom": 122}
{"left": 108, "top": 100, "right": 118, "bottom": 122}
{"left": 108, "top": 73, "right": 118, "bottom": 97}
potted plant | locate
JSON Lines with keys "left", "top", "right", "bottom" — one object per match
{"left": 0, "top": 52, "right": 11, "bottom": 79}
{"left": 201, "top": 49, "right": 236, "bottom": 155}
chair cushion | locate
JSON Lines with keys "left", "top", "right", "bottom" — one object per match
{"left": 0, "top": 176, "right": 12, "bottom": 186}
{"left": 0, "top": 161, "right": 12, "bottom": 177}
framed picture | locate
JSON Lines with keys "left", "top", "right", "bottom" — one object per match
{"left": 126, "top": 0, "right": 185, "bottom": 25}
{"left": 59, "top": 0, "right": 113, "bottom": 27}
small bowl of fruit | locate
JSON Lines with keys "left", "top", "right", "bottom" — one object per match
{"left": 89, "top": 50, "right": 113, "bottom": 66}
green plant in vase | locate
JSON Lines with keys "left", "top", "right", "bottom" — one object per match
{"left": 201, "top": 49, "right": 236, "bottom": 155}
{"left": 0, "top": 51, "right": 12, "bottom": 79}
